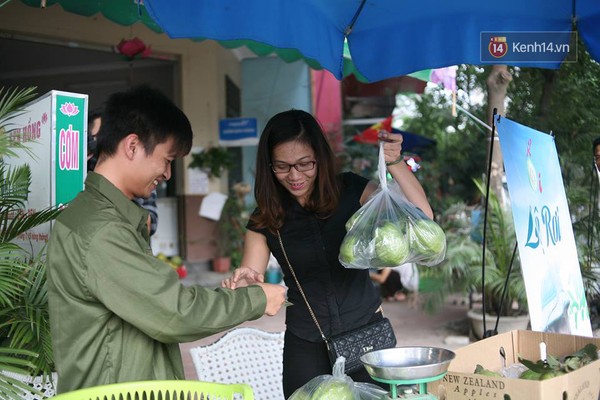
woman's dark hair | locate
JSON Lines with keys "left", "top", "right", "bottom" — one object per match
{"left": 593, "top": 137, "right": 600, "bottom": 152}
{"left": 96, "top": 85, "right": 192, "bottom": 160}
{"left": 252, "top": 109, "right": 340, "bottom": 230}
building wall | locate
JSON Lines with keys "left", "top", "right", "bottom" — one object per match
{"left": 241, "top": 57, "right": 312, "bottom": 202}
{"left": 0, "top": 1, "right": 244, "bottom": 260}
{"left": 0, "top": 0, "right": 240, "bottom": 196}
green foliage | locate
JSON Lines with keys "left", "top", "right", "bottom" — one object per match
{"left": 518, "top": 343, "right": 598, "bottom": 380}
{"left": 216, "top": 191, "right": 247, "bottom": 268}
{"left": 421, "top": 183, "right": 528, "bottom": 317}
{"left": 0, "top": 87, "right": 62, "bottom": 395}
{"left": 0, "top": 249, "right": 55, "bottom": 376}
{"left": 402, "top": 65, "right": 489, "bottom": 212}
{"left": 0, "top": 87, "right": 37, "bottom": 137}
{"left": 187, "top": 144, "right": 245, "bottom": 267}
{"left": 338, "top": 131, "right": 379, "bottom": 180}
{"left": 188, "top": 146, "right": 235, "bottom": 178}
{"left": 420, "top": 203, "right": 483, "bottom": 314}
{"left": 471, "top": 180, "right": 528, "bottom": 316}
{"left": 402, "top": 57, "right": 600, "bottom": 313}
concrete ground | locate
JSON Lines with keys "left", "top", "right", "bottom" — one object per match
{"left": 178, "top": 263, "right": 471, "bottom": 380}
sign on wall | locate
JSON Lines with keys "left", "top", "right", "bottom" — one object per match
{"left": 497, "top": 116, "right": 592, "bottom": 336}
{"left": 219, "top": 117, "right": 258, "bottom": 146}
{"left": 5, "top": 90, "right": 87, "bottom": 255}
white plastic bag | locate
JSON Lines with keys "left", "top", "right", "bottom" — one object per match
{"left": 289, "top": 357, "right": 388, "bottom": 400}
{"left": 395, "top": 262, "right": 419, "bottom": 292}
{"left": 339, "top": 144, "right": 446, "bottom": 269}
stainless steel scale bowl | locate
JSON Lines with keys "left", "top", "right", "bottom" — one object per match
{"left": 360, "top": 347, "right": 456, "bottom": 399}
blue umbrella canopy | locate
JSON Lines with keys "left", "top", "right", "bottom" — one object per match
{"left": 15, "top": 0, "right": 348, "bottom": 76}
{"left": 144, "top": 0, "right": 600, "bottom": 82}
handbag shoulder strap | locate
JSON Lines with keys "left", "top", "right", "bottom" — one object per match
{"left": 276, "top": 230, "right": 327, "bottom": 342}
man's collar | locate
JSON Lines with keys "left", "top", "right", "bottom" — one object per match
{"left": 85, "top": 172, "right": 148, "bottom": 233}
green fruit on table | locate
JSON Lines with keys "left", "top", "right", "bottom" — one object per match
{"left": 156, "top": 252, "right": 168, "bottom": 261}
{"left": 540, "top": 370, "right": 565, "bottom": 380}
{"left": 170, "top": 255, "right": 183, "bottom": 266}
{"left": 519, "top": 369, "right": 543, "bottom": 380}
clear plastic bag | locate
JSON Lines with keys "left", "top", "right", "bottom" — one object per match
{"left": 339, "top": 144, "right": 446, "bottom": 269}
{"left": 289, "top": 357, "right": 388, "bottom": 400}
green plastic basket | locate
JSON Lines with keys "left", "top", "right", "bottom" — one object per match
{"left": 51, "top": 380, "right": 254, "bottom": 400}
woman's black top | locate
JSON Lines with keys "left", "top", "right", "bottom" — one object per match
{"left": 247, "top": 172, "right": 381, "bottom": 342}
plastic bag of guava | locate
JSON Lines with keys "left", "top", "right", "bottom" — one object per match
{"left": 339, "top": 143, "right": 446, "bottom": 269}
{"left": 288, "top": 357, "right": 388, "bottom": 400}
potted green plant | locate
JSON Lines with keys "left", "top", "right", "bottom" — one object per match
{"left": 0, "top": 87, "right": 63, "bottom": 397}
{"left": 212, "top": 183, "right": 250, "bottom": 273}
{"left": 465, "top": 180, "right": 529, "bottom": 338}
{"left": 419, "top": 202, "right": 484, "bottom": 314}
{"left": 420, "top": 179, "right": 529, "bottom": 338}
{"left": 188, "top": 146, "right": 235, "bottom": 179}
{"left": 187, "top": 145, "right": 246, "bottom": 272}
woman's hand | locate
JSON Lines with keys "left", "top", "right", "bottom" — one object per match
{"left": 372, "top": 129, "right": 433, "bottom": 219}
{"left": 221, "top": 266, "right": 265, "bottom": 289}
{"left": 378, "top": 130, "right": 404, "bottom": 164}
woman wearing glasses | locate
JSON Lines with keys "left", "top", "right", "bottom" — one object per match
{"left": 222, "top": 109, "right": 433, "bottom": 397}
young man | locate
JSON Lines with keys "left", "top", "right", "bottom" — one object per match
{"left": 47, "top": 86, "right": 286, "bottom": 393}
{"left": 88, "top": 110, "right": 159, "bottom": 237}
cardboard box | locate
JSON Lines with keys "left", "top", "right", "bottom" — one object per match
{"left": 428, "top": 330, "right": 600, "bottom": 400}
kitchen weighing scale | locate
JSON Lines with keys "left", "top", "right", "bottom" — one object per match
{"left": 360, "top": 346, "right": 456, "bottom": 399}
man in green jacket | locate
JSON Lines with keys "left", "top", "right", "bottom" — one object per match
{"left": 47, "top": 85, "right": 287, "bottom": 393}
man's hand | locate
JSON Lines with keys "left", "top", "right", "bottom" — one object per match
{"left": 254, "top": 282, "right": 287, "bottom": 316}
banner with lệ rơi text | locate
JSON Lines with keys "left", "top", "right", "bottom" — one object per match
{"left": 496, "top": 116, "right": 592, "bottom": 336}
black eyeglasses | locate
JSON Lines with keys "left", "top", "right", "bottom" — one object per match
{"left": 270, "top": 160, "right": 316, "bottom": 173}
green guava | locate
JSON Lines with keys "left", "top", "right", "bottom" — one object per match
{"left": 170, "top": 255, "right": 183, "bottom": 266}
{"left": 411, "top": 218, "right": 446, "bottom": 256}
{"left": 374, "top": 222, "right": 409, "bottom": 266}
{"left": 311, "top": 380, "right": 356, "bottom": 400}
{"left": 288, "top": 388, "right": 312, "bottom": 400}
{"left": 339, "top": 235, "right": 358, "bottom": 264}
{"left": 345, "top": 212, "right": 359, "bottom": 231}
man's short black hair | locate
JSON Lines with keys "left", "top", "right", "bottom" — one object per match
{"left": 96, "top": 85, "right": 193, "bottom": 159}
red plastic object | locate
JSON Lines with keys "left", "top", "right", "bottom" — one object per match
{"left": 176, "top": 265, "right": 188, "bottom": 279}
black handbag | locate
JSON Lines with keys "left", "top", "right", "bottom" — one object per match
{"left": 277, "top": 231, "right": 397, "bottom": 374}
{"left": 325, "top": 316, "right": 396, "bottom": 374}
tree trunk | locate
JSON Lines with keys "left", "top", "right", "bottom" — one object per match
{"left": 486, "top": 65, "right": 513, "bottom": 205}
